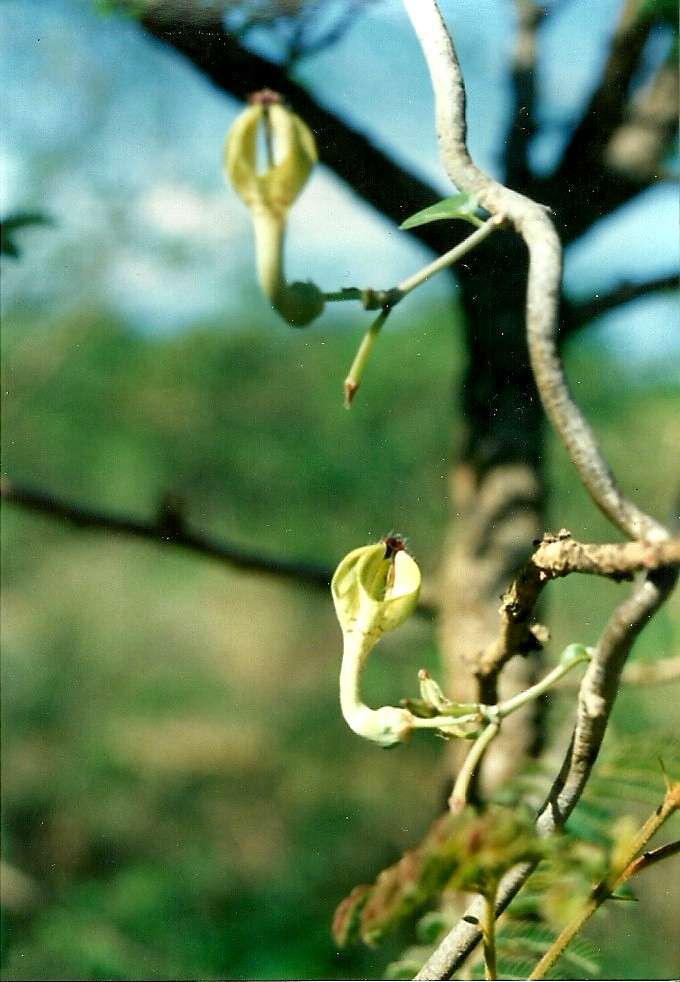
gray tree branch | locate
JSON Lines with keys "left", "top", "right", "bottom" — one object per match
{"left": 402, "top": 0, "right": 668, "bottom": 544}
{"left": 555, "top": 0, "right": 656, "bottom": 184}
{"left": 537, "top": 0, "right": 678, "bottom": 244}
{"left": 401, "top": 1, "right": 676, "bottom": 976}
{"left": 604, "top": 52, "right": 679, "bottom": 184}
{"left": 414, "top": 566, "right": 677, "bottom": 980}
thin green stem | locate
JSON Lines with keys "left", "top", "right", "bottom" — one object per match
{"left": 482, "top": 889, "right": 498, "bottom": 981}
{"left": 325, "top": 214, "right": 498, "bottom": 313}
{"left": 323, "top": 288, "right": 364, "bottom": 303}
{"left": 496, "top": 647, "right": 591, "bottom": 719}
{"left": 449, "top": 722, "right": 500, "bottom": 813}
{"left": 343, "top": 308, "right": 391, "bottom": 407}
{"left": 410, "top": 711, "right": 482, "bottom": 734}
{"left": 396, "top": 214, "right": 500, "bottom": 296}
{"left": 528, "top": 782, "right": 680, "bottom": 981}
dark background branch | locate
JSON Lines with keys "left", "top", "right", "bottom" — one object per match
{"left": 1, "top": 478, "right": 332, "bottom": 590}
{"left": 0, "top": 478, "right": 438, "bottom": 619}
{"left": 561, "top": 272, "right": 679, "bottom": 337}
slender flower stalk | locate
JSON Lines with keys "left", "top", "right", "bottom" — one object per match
{"left": 396, "top": 215, "right": 500, "bottom": 297}
{"left": 343, "top": 309, "right": 391, "bottom": 407}
{"left": 449, "top": 722, "right": 501, "bottom": 813}
{"left": 496, "top": 644, "right": 592, "bottom": 719}
{"left": 339, "top": 626, "right": 415, "bottom": 748}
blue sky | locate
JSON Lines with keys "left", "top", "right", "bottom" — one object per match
{"left": 1, "top": 0, "right": 678, "bottom": 368}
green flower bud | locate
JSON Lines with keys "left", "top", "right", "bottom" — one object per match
{"left": 559, "top": 642, "right": 592, "bottom": 669}
{"left": 224, "top": 92, "right": 323, "bottom": 327}
{"left": 418, "top": 669, "right": 453, "bottom": 713}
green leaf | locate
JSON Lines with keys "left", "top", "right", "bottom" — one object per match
{"left": 400, "top": 193, "right": 482, "bottom": 231}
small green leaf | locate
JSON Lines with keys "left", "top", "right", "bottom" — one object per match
{"left": 400, "top": 193, "right": 482, "bottom": 231}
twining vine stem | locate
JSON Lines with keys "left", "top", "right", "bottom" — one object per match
{"left": 402, "top": 0, "right": 667, "bottom": 546}
{"left": 399, "top": 1, "right": 677, "bottom": 978}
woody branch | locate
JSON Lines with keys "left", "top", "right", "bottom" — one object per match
{"left": 401, "top": 0, "right": 676, "bottom": 977}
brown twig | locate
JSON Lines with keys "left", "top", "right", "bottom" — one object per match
{"left": 478, "top": 530, "right": 680, "bottom": 679}
{"left": 624, "top": 839, "right": 680, "bottom": 878}
{"left": 0, "top": 478, "right": 334, "bottom": 587}
{"left": 605, "top": 53, "right": 679, "bottom": 183}
{"left": 531, "top": 533, "right": 680, "bottom": 577}
{"left": 538, "top": 0, "right": 678, "bottom": 245}
{"left": 0, "top": 478, "right": 439, "bottom": 617}
{"left": 556, "top": 0, "right": 655, "bottom": 185}
{"left": 4, "top": 478, "right": 444, "bottom": 618}
{"left": 558, "top": 654, "right": 680, "bottom": 691}
{"left": 620, "top": 654, "right": 680, "bottom": 686}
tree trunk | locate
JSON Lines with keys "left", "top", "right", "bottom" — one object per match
{"left": 439, "top": 232, "right": 546, "bottom": 791}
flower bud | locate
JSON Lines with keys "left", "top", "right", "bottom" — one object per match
{"left": 225, "top": 98, "right": 317, "bottom": 218}
{"left": 418, "top": 669, "right": 453, "bottom": 713}
{"left": 559, "top": 642, "right": 592, "bottom": 668}
{"left": 333, "top": 538, "right": 422, "bottom": 748}
{"left": 224, "top": 93, "right": 323, "bottom": 327}
{"left": 331, "top": 539, "right": 421, "bottom": 639}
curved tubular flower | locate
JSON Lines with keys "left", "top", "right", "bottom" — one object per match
{"left": 331, "top": 542, "right": 592, "bottom": 750}
{"left": 224, "top": 95, "right": 324, "bottom": 327}
{"left": 332, "top": 541, "right": 422, "bottom": 748}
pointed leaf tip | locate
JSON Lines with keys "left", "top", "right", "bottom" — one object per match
{"left": 400, "top": 193, "right": 482, "bottom": 231}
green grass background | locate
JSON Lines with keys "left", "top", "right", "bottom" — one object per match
{"left": 2, "top": 302, "right": 679, "bottom": 979}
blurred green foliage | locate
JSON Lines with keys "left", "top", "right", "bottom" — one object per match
{"left": 1, "top": 304, "right": 679, "bottom": 979}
